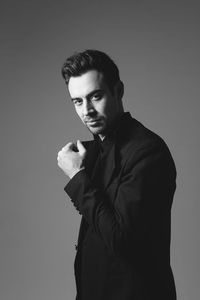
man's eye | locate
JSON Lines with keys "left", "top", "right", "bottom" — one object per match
{"left": 73, "top": 99, "right": 82, "bottom": 106}
{"left": 91, "top": 94, "right": 102, "bottom": 101}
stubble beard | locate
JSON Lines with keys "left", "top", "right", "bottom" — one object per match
{"left": 85, "top": 120, "right": 107, "bottom": 137}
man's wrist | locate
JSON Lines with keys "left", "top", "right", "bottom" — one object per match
{"left": 69, "top": 167, "right": 85, "bottom": 179}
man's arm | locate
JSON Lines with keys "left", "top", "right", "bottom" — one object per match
{"left": 62, "top": 142, "right": 176, "bottom": 258}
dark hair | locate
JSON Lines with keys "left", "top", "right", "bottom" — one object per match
{"left": 61, "top": 49, "right": 120, "bottom": 92}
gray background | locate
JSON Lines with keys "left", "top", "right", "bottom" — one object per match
{"left": 1, "top": 0, "right": 199, "bottom": 299}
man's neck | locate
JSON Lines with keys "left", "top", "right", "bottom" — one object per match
{"left": 98, "top": 111, "right": 125, "bottom": 141}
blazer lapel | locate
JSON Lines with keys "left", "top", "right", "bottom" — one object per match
{"left": 83, "top": 140, "right": 116, "bottom": 189}
{"left": 76, "top": 140, "right": 99, "bottom": 250}
{"left": 101, "top": 143, "right": 117, "bottom": 190}
{"left": 82, "top": 140, "right": 99, "bottom": 177}
{"left": 77, "top": 139, "right": 116, "bottom": 249}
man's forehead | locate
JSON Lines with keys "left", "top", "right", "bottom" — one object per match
{"left": 68, "top": 70, "right": 105, "bottom": 98}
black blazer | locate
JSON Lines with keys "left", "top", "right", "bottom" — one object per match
{"left": 65, "top": 113, "right": 177, "bottom": 300}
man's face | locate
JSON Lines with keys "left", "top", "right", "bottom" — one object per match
{"left": 68, "top": 70, "right": 122, "bottom": 139}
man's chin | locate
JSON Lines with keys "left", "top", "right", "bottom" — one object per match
{"left": 86, "top": 125, "right": 105, "bottom": 136}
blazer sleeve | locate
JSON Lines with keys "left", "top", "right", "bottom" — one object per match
{"left": 64, "top": 142, "right": 176, "bottom": 257}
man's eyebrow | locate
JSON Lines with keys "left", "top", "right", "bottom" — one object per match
{"left": 87, "top": 89, "right": 104, "bottom": 98}
{"left": 71, "top": 89, "right": 104, "bottom": 102}
{"left": 71, "top": 97, "right": 81, "bottom": 102}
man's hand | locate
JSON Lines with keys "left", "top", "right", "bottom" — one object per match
{"left": 57, "top": 140, "right": 86, "bottom": 179}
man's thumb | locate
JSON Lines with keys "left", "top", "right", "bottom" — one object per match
{"left": 77, "top": 140, "right": 86, "bottom": 156}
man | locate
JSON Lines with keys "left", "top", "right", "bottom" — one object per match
{"left": 57, "top": 50, "right": 177, "bottom": 300}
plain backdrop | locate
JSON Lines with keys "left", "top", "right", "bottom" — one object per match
{"left": 0, "top": 1, "right": 199, "bottom": 299}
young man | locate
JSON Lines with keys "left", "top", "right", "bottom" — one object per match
{"left": 57, "top": 50, "right": 177, "bottom": 300}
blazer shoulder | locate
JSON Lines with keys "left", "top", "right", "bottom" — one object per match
{"left": 120, "top": 117, "right": 166, "bottom": 152}
{"left": 118, "top": 117, "right": 175, "bottom": 169}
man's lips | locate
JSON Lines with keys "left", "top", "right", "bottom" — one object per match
{"left": 85, "top": 119, "right": 102, "bottom": 128}
{"left": 85, "top": 119, "right": 101, "bottom": 124}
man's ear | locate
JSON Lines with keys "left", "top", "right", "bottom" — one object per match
{"left": 114, "top": 81, "right": 124, "bottom": 101}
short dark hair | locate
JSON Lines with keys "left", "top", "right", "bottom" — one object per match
{"left": 61, "top": 49, "right": 120, "bottom": 92}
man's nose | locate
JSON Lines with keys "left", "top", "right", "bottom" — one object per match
{"left": 83, "top": 101, "right": 95, "bottom": 116}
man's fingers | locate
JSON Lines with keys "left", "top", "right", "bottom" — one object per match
{"left": 62, "top": 142, "right": 74, "bottom": 152}
{"left": 76, "top": 140, "right": 86, "bottom": 156}
{"left": 59, "top": 141, "right": 85, "bottom": 156}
